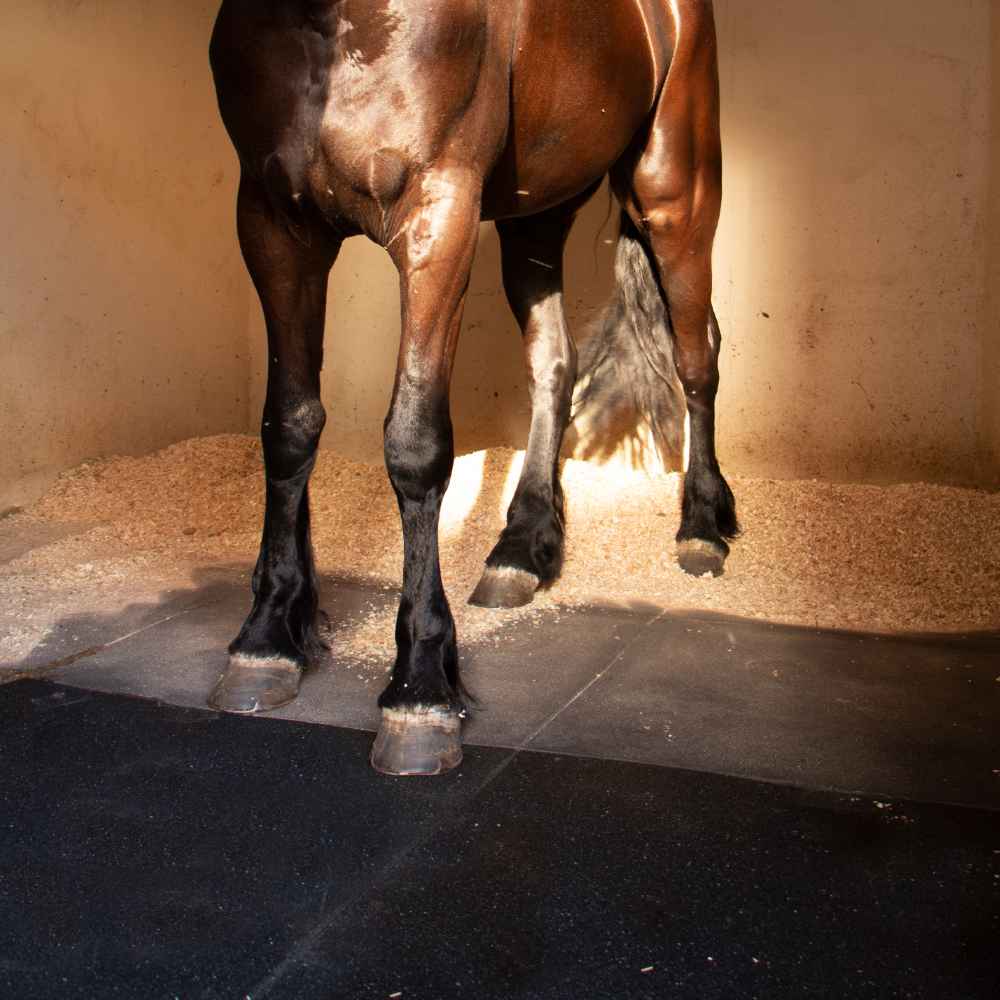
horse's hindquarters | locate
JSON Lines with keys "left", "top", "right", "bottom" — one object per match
{"left": 482, "top": 0, "right": 668, "bottom": 220}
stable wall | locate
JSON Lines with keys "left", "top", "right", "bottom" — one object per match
{"left": 983, "top": 3, "right": 1000, "bottom": 489}
{"left": 713, "top": 0, "right": 993, "bottom": 485}
{"left": 0, "top": 0, "right": 248, "bottom": 510}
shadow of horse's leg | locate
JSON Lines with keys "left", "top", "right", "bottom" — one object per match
{"left": 371, "top": 170, "right": 482, "bottom": 776}
{"left": 469, "top": 192, "right": 597, "bottom": 608}
{"left": 209, "top": 176, "right": 340, "bottom": 714}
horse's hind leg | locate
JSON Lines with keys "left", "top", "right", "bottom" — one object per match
{"left": 618, "top": 4, "right": 737, "bottom": 576}
{"left": 469, "top": 194, "right": 593, "bottom": 608}
{"left": 209, "top": 176, "right": 339, "bottom": 713}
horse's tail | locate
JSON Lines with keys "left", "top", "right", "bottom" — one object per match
{"left": 573, "top": 210, "right": 686, "bottom": 462}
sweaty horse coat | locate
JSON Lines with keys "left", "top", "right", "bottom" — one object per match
{"left": 209, "top": 0, "right": 738, "bottom": 774}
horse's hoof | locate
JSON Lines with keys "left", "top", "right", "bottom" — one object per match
{"left": 207, "top": 654, "right": 302, "bottom": 714}
{"left": 370, "top": 708, "right": 463, "bottom": 776}
{"left": 676, "top": 538, "right": 728, "bottom": 578}
{"left": 468, "top": 565, "right": 539, "bottom": 608}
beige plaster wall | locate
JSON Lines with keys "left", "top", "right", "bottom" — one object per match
{"left": 712, "top": 0, "right": 992, "bottom": 486}
{"left": 247, "top": 0, "right": 995, "bottom": 487}
{"left": 981, "top": 4, "right": 1000, "bottom": 488}
{"left": 0, "top": 0, "right": 248, "bottom": 510}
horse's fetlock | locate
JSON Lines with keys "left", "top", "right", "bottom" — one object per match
{"left": 680, "top": 466, "right": 738, "bottom": 544}
{"left": 378, "top": 653, "right": 460, "bottom": 714}
{"left": 488, "top": 499, "right": 565, "bottom": 583}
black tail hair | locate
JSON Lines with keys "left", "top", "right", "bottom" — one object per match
{"left": 572, "top": 210, "right": 685, "bottom": 463}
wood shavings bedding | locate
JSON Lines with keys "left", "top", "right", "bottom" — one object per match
{"left": 2, "top": 434, "right": 998, "bottom": 667}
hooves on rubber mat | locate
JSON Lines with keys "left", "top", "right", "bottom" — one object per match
{"left": 208, "top": 655, "right": 302, "bottom": 714}
{"left": 370, "top": 708, "right": 463, "bottom": 776}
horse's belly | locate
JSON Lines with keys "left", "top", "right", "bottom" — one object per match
{"left": 481, "top": 0, "right": 665, "bottom": 220}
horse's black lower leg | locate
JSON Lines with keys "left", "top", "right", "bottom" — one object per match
{"left": 648, "top": 239, "right": 737, "bottom": 575}
{"left": 673, "top": 306, "right": 738, "bottom": 575}
{"left": 370, "top": 175, "right": 480, "bottom": 775}
{"left": 613, "top": 12, "right": 736, "bottom": 577}
{"left": 470, "top": 201, "right": 588, "bottom": 608}
{"left": 374, "top": 384, "right": 462, "bottom": 773}
{"left": 209, "top": 177, "right": 339, "bottom": 714}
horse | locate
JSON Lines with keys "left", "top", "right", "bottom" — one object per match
{"left": 207, "top": 0, "right": 738, "bottom": 775}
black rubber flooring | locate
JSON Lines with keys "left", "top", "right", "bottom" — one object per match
{"left": 4, "top": 570, "right": 999, "bottom": 996}
{"left": 1, "top": 679, "right": 997, "bottom": 1000}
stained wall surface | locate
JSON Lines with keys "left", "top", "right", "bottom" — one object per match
{"left": 0, "top": 0, "right": 248, "bottom": 509}
{"left": 983, "top": 3, "right": 1000, "bottom": 489}
{"left": 711, "top": 0, "right": 993, "bottom": 486}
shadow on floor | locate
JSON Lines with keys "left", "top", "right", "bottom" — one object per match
{"left": 6, "top": 566, "right": 999, "bottom": 810}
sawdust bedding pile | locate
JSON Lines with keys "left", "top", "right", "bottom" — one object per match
{"left": 2, "top": 433, "right": 999, "bottom": 667}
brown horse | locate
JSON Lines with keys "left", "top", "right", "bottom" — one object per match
{"left": 208, "top": 0, "right": 737, "bottom": 774}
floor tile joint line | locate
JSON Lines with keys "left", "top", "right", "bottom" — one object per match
{"left": 516, "top": 608, "right": 669, "bottom": 753}
{"left": 4, "top": 600, "right": 223, "bottom": 681}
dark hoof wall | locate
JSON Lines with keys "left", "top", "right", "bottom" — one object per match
{"left": 468, "top": 566, "right": 539, "bottom": 609}
{"left": 677, "top": 538, "right": 728, "bottom": 578}
{"left": 370, "top": 709, "right": 463, "bottom": 776}
{"left": 207, "top": 655, "right": 302, "bottom": 714}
